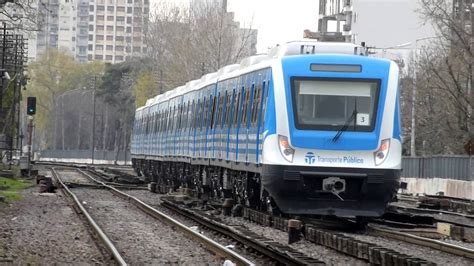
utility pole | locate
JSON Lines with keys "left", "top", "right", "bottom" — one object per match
{"left": 91, "top": 76, "right": 97, "bottom": 164}
{"left": 469, "top": 0, "right": 473, "bottom": 143}
{"left": 0, "top": 23, "right": 6, "bottom": 121}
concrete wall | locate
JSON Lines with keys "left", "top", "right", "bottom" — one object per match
{"left": 401, "top": 177, "right": 474, "bottom": 200}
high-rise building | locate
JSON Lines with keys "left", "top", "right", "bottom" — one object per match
{"left": 35, "top": 0, "right": 149, "bottom": 63}
{"left": 315, "top": 0, "right": 351, "bottom": 42}
{"left": 36, "top": 0, "right": 61, "bottom": 56}
{"left": 87, "top": 0, "right": 149, "bottom": 63}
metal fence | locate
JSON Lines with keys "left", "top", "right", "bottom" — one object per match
{"left": 402, "top": 156, "right": 473, "bottom": 181}
{"left": 39, "top": 150, "right": 130, "bottom": 164}
{"left": 38, "top": 150, "right": 473, "bottom": 181}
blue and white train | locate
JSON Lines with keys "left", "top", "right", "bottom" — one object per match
{"left": 131, "top": 40, "right": 402, "bottom": 218}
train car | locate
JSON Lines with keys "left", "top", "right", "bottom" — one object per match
{"left": 131, "top": 40, "right": 402, "bottom": 218}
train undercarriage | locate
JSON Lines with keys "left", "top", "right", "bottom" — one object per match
{"left": 132, "top": 158, "right": 400, "bottom": 219}
{"left": 132, "top": 158, "right": 278, "bottom": 214}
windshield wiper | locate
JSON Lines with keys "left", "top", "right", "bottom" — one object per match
{"left": 332, "top": 110, "right": 357, "bottom": 143}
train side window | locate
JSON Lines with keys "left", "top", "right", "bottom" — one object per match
{"left": 233, "top": 90, "right": 241, "bottom": 126}
{"left": 171, "top": 106, "right": 175, "bottom": 132}
{"left": 189, "top": 100, "right": 194, "bottom": 131}
{"left": 182, "top": 101, "right": 188, "bottom": 130}
{"left": 197, "top": 99, "right": 202, "bottom": 131}
{"left": 241, "top": 88, "right": 248, "bottom": 126}
{"left": 156, "top": 111, "right": 160, "bottom": 133}
{"left": 202, "top": 98, "right": 207, "bottom": 131}
{"left": 179, "top": 103, "right": 184, "bottom": 131}
{"left": 145, "top": 114, "right": 149, "bottom": 135}
{"left": 220, "top": 92, "right": 227, "bottom": 128}
{"left": 152, "top": 112, "right": 156, "bottom": 133}
{"left": 217, "top": 93, "right": 224, "bottom": 128}
{"left": 158, "top": 110, "right": 162, "bottom": 133}
{"left": 260, "top": 80, "right": 268, "bottom": 128}
{"left": 210, "top": 94, "right": 218, "bottom": 129}
{"left": 155, "top": 112, "right": 159, "bottom": 133}
{"left": 204, "top": 95, "right": 212, "bottom": 130}
{"left": 251, "top": 85, "right": 260, "bottom": 125}
{"left": 164, "top": 108, "right": 169, "bottom": 133}
{"left": 175, "top": 105, "right": 179, "bottom": 132}
{"left": 187, "top": 100, "right": 192, "bottom": 130}
{"left": 161, "top": 110, "right": 165, "bottom": 133}
{"left": 193, "top": 100, "right": 199, "bottom": 130}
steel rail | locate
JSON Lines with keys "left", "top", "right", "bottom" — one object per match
{"left": 51, "top": 168, "right": 127, "bottom": 266}
{"left": 370, "top": 225, "right": 474, "bottom": 259}
{"left": 78, "top": 169, "right": 255, "bottom": 266}
{"left": 394, "top": 205, "right": 474, "bottom": 220}
{"left": 161, "top": 200, "right": 325, "bottom": 265}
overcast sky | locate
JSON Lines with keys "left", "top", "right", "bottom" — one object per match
{"left": 150, "top": 0, "right": 320, "bottom": 53}
{"left": 227, "top": 0, "right": 319, "bottom": 53}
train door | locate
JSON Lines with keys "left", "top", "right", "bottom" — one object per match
{"left": 257, "top": 69, "right": 271, "bottom": 163}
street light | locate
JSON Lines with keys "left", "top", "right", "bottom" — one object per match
{"left": 410, "top": 36, "right": 443, "bottom": 157}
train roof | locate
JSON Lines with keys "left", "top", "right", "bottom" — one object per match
{"left": 137, "top": 40, "right": 372, "bottom": 111}
{"left": 268, "top": 40, "right": 367, "bottom": 58}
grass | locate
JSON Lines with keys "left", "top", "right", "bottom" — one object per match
{"left": 0, "top": 177, "right": 33, "bottom": 203}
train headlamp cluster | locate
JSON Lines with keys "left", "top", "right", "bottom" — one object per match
{"left": 374, "top": 139, "right": 390, "bottom": 166}
{"left": 278, "top": 135, "right": 295, "bottom": 162}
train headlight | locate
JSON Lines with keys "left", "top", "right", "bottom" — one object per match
{"left": 374, "top": 139, "right": 390, "bottom": 166}
{"left": 278, "top": 135, "right": 294, "bottom": 162}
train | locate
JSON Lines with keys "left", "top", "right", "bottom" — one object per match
{"left": 131, "top": 40, "right": 402, "bottom": 218}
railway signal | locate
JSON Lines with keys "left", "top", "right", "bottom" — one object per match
{"left": 26, "top": 96, "right": 36, "bottom": 115}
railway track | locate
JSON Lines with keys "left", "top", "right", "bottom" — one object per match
{"left": 160, "top": 199, "right": 325, "bottom": 265}
{"left": 242, "top": 207, "right": 474, "bottom": 265}
{"left": 46, "top": 163, "right": 474, "bottom": 264}
{"left": 53, "top": 166, "right": 327, "bottom": 265}
{"left": 369, "top": 225, "right": 474, "bottom": 259}
{"left": 52, "top": 167, "right": 253, "bottom": 265}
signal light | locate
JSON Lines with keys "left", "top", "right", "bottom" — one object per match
{"left": 27, "top": 97, "right": 36, "bottom": 115}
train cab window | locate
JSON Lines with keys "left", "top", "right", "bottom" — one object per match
{"left": 292, "top": 78, "right": 380, "bottom": 131}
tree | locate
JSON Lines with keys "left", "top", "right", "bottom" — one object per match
{"left": 146, "top": 0, "right": 257, "bottom": 91}
{"left": 0, "top": 0, "right": 39, "bottom": 31}
{"left": 133, "top": 71, "right": 157, "bottom": 108}
{"left": 25, "top": 50, "right": 103, "bottom": 149}
{"left": 98, "top": 59, "right": 154, "bottom": 162}
{"left": 411, "top": 0, "right": 474, "bottom": 154}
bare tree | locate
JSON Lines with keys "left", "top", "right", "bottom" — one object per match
{"left": 412, "top": 0, "right": 473, "bottom": 154}
{"left": 0, "top": 0, "right": 39, "bottom": 31}
{"left": 146, "top": 0, "right": 257, "bottom": 90}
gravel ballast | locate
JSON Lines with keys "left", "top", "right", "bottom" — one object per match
{"left": 0, "top": 186, "right": 110, "bottom": 264}
{"left": 71, "top": 187, "right": 221, "bottom": 265}
{"left": 125, "top": 189, "right": 366, "bottom": 265}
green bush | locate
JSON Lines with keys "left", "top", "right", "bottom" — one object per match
{"left": 0, "top": 177, "right": 32, "bottom": 203}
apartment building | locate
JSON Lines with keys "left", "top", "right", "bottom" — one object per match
{"left": 87, "top": 0, "right": 149, "bottom": 63}
{"left": 35, "top": 0, "right": 149, "bottom": 63}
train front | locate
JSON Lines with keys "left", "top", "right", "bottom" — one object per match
{"left": 262, "top": 52, "right": 402, "bottom": 218}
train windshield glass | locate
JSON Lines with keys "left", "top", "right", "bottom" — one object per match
{"left": 292, "top": 78, "right": 380, "bottom": 131}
